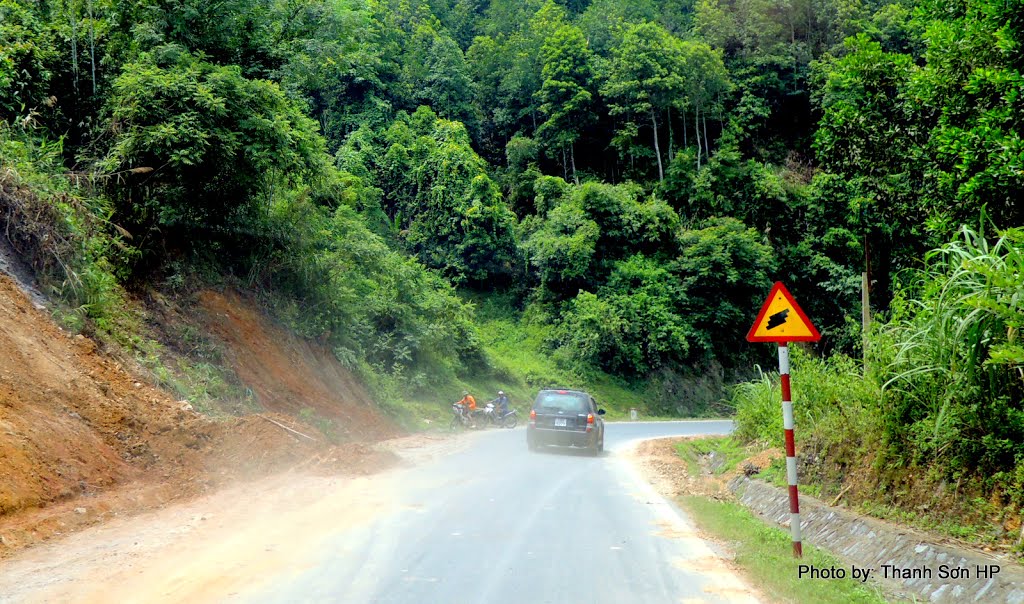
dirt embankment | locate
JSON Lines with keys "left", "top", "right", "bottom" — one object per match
{"left": 630, "top": 437, "right": 782, "bottom": 501}
{"left": 0, "top": 275, "right": 399, "bottom": 557}
{"left": 195, "top": 290, "right": 397, "bottom": 441}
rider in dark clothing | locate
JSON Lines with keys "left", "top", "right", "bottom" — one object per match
{"left": 494, "top": 390, "right": 510, "bottom": 417}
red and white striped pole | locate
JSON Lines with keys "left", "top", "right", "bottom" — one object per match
{"left": 779, "top": 343, "right": 802, "bottom": 558}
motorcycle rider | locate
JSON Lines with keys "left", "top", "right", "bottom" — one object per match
{"left": 493, "top": 390, "right": 510, "bottom": 420}
{"left": 455, "top": 390, "right": 477, "bottom": 426}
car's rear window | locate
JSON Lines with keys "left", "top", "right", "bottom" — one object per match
{"left": 534, "top": 392, "right": 588, "bottom": 413}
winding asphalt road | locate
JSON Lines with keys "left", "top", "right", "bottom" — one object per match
{"left": 243, "top": 421, "right": 759, "bottom": 604}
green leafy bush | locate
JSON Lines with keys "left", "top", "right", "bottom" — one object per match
{"left": 875, "top": 225, "right": 1024, "bottom": 479}
{"left": 732, "top": 347, "right": 880, "bottom": 448}
{"left": 102, "top": 48, "right": 329, "bottom": 238}
{"left": 0, "top": 0, "right": 57, "bottom": 120}
{"left": 255, "top": 191, "right": 484, "bottom": 388}
{"left": 337, "top": 107, "right": 519, "bottom": 285}
{"left": 0, "top": 128, "right": 129, "bottom": 332}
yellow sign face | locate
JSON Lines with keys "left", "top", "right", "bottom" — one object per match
{"left": 746, "top": 282, "right": 820, "bottom": 343}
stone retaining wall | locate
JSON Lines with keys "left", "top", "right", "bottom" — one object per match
{"left": 728, "top": 476, "right": 1024, "bottom": 603}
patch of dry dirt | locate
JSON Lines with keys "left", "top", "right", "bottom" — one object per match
{"left": 0, "top": 433, "right": 469, "bottom": 604}
{"left": 628, "top": 437, "right": 782, "bottom": 501}
{"left": 196, "top": 290, "right": 398, "bottom": 442}
{"left": 0, "top": 276, "right": 402, "bottom": 558}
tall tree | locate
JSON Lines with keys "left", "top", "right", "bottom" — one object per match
{"left": 601, "top": 22, "right": 687, "bottom": 182}
{"left": 679, "top": 40, "right": 730, "bottom": 169}
{"left": 422, "top": 34, "right": 476, "bottom": 127}
{"left": 535, "top": 24, "right": 595, "bottom": 184}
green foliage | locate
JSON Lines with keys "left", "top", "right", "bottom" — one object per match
{"left": 601, "top": 21, "right": 686, "bottom": 181}
{"left": 578, "top": 0, "right": 658, "bottom": 55}
{"left": 732, "top": 347, "right": 880, "bottom": 448}
{"left": 271, "top": 0, "right": 387, "bottom": 145}
{"left": 550, "top": 216, "right": 774, "bottom": 377}
{"left": 421, "top": 34, "right": 476, "bottom": 126}
{"left": 339, "top": 107, "right": 519, "bottom": 285}
{"left": 521, "top": 178, "right": 678, "bottom": 296}
{"left": 875, "top": 225, "right": 1024, "bottom": 479}
{"left": 601, "top": 21, "right": 729, "bottom": 180}
{"left": 0, "top": 127, "right": 130, "bottom": 333}
{"left": 102, "top": 49, "right": 330, "bottom": 238}
{"left": 557, "top": 269, "right": 691, "bottom": 375}
{"left": 260, "top": 193, "right": 485, "bottom": 385}
{"left": 520, "top": 194, "right": 600, "bottom": 291}
{"left": 913, "top": 0, "right": 1024, "bottom": 232}
{"left": 0, "top": 0, "right": 58, "bottom": 120}
{"left": 671, "top": 217, "right": 775, "bottom": 361}
{"left": 535, "top": 23, "right": 595, "bottom": 180}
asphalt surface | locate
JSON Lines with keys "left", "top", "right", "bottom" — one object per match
{"left": 244, "top": 420, "right": 760, "bottom": 604}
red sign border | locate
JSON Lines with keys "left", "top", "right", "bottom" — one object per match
{"left": 746, "top": 281, "right": 821, "bottom": 343}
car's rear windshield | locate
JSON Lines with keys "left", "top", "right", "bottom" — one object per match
{"left": 534, "top": 392, "right": 588, "bottom": 413}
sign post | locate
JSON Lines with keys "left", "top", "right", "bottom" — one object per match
{"left": 746, "top": 282, "right": 820, "bottom": 558}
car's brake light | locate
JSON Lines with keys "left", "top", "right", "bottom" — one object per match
{"left": 530, "top": 409, "right": 536, "bottom": 420}
{"left": 557, "top": 390, "right": 568, "bottom": 394}
{"left": 586, "top": 413, "right": 594, "bottom": 431}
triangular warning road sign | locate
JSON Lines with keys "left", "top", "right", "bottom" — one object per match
{"left": 746, "top": 282, "right": 821, "bottom": 343}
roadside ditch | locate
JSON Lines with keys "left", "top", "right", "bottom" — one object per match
{"left": 632, "top": 437, "right": 1024, "bottom": 604}
{"left": 730, "top": 476, "right": 1024, "bottom": 603}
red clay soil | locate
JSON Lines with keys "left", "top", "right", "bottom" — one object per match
{"left": 0, "top": 276, "right": 399, "bottom": 557}
{"left": 195, "top": 290, "right": 399, "bottom": 442}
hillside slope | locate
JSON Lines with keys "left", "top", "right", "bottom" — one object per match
{"left": 195, "top": 290, "right": 397, "bottom": 441}
{"left": 0, "top": 274, "right": 399, "bottom": 556}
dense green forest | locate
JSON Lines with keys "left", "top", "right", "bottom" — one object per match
{"left": 2, "top": 0, "right": 1023, "bottom": 534}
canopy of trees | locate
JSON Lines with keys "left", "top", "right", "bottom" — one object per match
{"left": 2, "top": 0, "right": 1022, "bottom": 484}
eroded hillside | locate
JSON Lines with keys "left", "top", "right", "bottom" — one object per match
{"left": 0, "top": 274, "right": 400, "bottom": 556}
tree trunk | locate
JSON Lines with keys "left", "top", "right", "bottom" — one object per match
{"left": 695, "top": 108, "right": 702, "bottom": 171}
{"left": 570, "top": 143, "right": 578, "bottom": 185}
{"left": 561, "top": 147, "right": 568, "bottom": 181}
{"left": 702, "top": 112, "right": 709, "bottom": 159}
{"left": 651, "top": 110, "right": 663, "bottom": 182}
{"left": 667, "top": 107, "right": 674, "bottom": 163}
{"left": 69, "top": 3, "right": 79, "bottom": 95}
{"left": 88, "top": 0, "right": 96, "bottom": 95}
{"left": 682, "top": 110, "right": 688, "bottom": 149}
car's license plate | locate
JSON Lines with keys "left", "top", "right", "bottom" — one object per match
{"left": 554, "top": 418, "right": 567, "bottom": 427}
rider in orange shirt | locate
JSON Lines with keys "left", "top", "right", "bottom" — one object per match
{"left": 455, "top": 390, "right": 477, "bottom": 425}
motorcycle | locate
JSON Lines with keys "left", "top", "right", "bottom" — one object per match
{"left": 480, "top": 403, "right": 517, "bottom": 429}
{"left": 449, "top": 403, "right": 484, "bottom": 430}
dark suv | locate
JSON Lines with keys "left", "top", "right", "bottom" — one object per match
{"left": 527, "top": 389, "right": 606, "bottom": 455}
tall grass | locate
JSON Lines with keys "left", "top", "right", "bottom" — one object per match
{"left": 732, "top": 223, "right": 1024, "bottom": 514}
{"left": 732, "top": 348, "right": 880, "bottom": 450}
{"left": 876, "top": 225, "right": 1024, "bottom": 481}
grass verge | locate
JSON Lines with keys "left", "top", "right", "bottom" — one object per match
{"left": 675, "top": 436, "right": 750, "bottom": 476}
{"left": 678, "top": 495, "right": 892, "bottom": 604}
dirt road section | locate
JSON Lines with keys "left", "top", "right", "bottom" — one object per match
{"left": 0, "top": 276, "right": 400, "bottom": 557}
{"left": 0, "top": 433, "right": 468, "bottom": 604}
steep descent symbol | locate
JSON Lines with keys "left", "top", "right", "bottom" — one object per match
{"left": 766, "top": 309, "right": 789, "bottom": 330}
{"left": 747, "top": 282, "right": 820, "bottom": 342}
